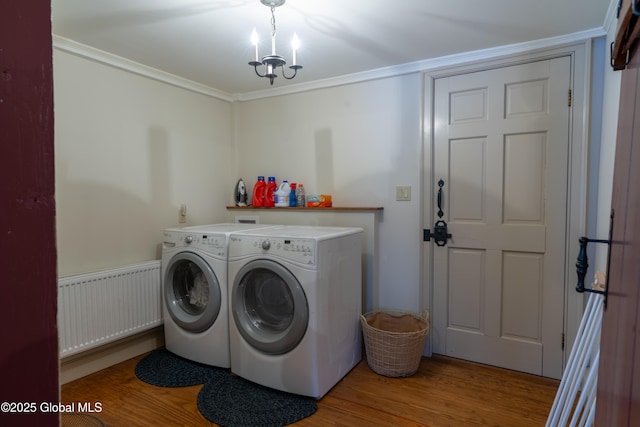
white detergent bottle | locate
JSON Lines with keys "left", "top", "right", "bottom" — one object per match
{"left": 275, "top": 180, "right": 291, "bottom": 207}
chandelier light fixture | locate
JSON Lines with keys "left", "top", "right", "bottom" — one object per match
{"left": 249, "top": 0, "right": 302, "bottom": 85}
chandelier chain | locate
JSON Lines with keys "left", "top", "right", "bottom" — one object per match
{"left": 270, "top": 6, "right": 277, "bottom": 41}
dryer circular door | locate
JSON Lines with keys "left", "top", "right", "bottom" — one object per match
{"left": 164, "top": 251, "right": 222, "bottom": 333}
{"left": 231, "top": 259, "right": 309, "bottom": 355}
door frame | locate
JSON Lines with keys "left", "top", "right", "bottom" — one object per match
{"left": 421, "top": 41, "right": 591, "bottom": 377}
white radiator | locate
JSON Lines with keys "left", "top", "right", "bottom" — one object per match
{"left": 58, "top": 260, "right": 163, "bottom": 358}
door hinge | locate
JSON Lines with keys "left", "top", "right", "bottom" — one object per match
{"left": 561, "top": 333, "right": 565, "bottom": 351}
{"left": 568, "top": 89, "right": 572, "bottom": 107}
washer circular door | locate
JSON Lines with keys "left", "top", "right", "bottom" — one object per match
{"left": 231, "top": 259, "right": 309, "bottom": 355}
{"left": 164, "top": 251, "right": 221, "bottom": 333}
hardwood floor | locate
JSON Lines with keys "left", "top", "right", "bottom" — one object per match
{"left": 61, "top": 353, "right": 559, "bottom": 426}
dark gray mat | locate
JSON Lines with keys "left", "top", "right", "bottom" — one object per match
{"left": 134, "top": 348, "right": 225, "bottom": 387}
{"left": 135, "top": 349, "right": 317, "bottom": 426}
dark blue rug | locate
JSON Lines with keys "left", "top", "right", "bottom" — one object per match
{"left": 135, "top": 349, "right": 317, "bottom": 426}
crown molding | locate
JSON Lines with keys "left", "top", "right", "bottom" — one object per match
{"left": 237, "top": 27, "right": 607, "bottom": 101}
{"left": 52, "top": 35, "right": 235, "bottom": 102}
{"left": 54, "top": 27, "right": 607, "bottom": 103}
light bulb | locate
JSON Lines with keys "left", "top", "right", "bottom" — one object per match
{"left": 251, "top": 28, "right": 259, "bottom": 62}
{"left": 291, "top": 33, "right": 299, "bottom": 65}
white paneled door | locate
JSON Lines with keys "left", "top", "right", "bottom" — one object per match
{"left": 431, "top": 57, "right": 571, "bottom": 378}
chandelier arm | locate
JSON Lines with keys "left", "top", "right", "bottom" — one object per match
{"left": 282, "top": 67, "right": 298, "bottom": 80}
{"left": 281, "top": 66, "right": 298, "bottom": 80}
{"left": 252, "top": 64, "right": 267, "bottom": 78}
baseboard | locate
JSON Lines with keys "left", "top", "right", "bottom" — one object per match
{"left": 59, "top": 327, "right": 165, "bottom": 385}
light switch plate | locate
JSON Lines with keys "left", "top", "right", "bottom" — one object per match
{"left": 396, "top": 186, "right": 411, "bottom": 201}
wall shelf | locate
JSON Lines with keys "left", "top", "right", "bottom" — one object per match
{"left": 226, "top": 206, "right": 383, "bottom": 212}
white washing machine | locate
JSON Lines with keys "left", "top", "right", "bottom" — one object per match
{"left": 227, "top": 225, "right": 363, "bottom": 398}
{"left": 161, "top": 223, "right": 280, "bottom": 367}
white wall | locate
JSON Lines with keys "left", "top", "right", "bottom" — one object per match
{"left": 53, "top": 26, "right": 616, "bottom": 318}
{"left": 594, "top": 10, "right": 621, "bottom": 271}
{"left": 232, "top": 75, "right": 423, "bottom": 312}
{"left": 53, "top": 50, "right": 423, "bottom": 312}
{"left": 54, "top": 50, "right": 234, "bottom": 277}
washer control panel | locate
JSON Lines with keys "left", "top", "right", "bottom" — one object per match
{"left": 230, "top": 235, "right": 316, "bottom": 265}
{"left": 163, "top": 230, "right": 226, "bottom": 256}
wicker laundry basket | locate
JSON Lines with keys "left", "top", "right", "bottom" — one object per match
{"left": 360, "top": 310, "right": 430, "bottom": 377}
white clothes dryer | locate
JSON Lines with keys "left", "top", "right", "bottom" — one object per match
{"left": 161, "top": 223, "right": 280, "bottom": 367}
{"left": 227, "top": 226, "right": 363, "bottom": 398}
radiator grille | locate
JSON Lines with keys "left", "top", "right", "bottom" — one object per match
{"left": 58, "top": 261, "right": 162, "bottom": 358}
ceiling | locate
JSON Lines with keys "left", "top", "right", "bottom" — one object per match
{"left": 52, "top": 0, "right": 612, "bottom": 97}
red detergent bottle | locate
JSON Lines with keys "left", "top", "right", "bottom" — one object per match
{"left": 264, "top": 176, "right": 277, "bottom": 207}
{"left": 252, "top": 176, "right": 265, "bottom": 207}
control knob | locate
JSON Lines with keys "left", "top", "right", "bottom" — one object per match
{"left": 261, "top": 240, "right": 271, "bottom": 250}
{"left": 185, "top": 235, "right": 194, "bottom": 244}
